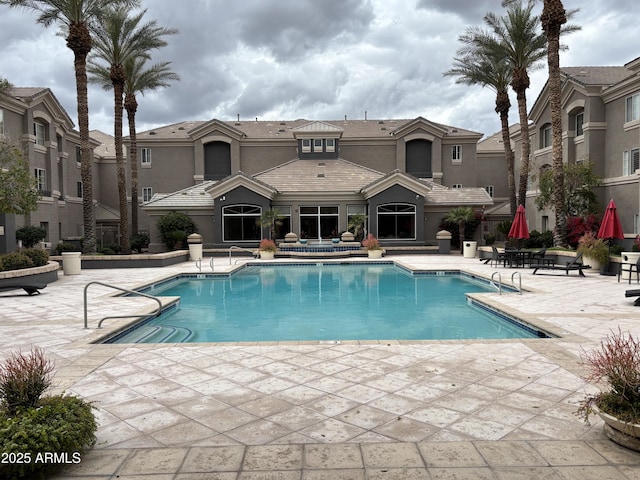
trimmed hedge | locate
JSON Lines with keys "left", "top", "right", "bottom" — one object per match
{"left": 20, "top": 249, "right": 49, "bottom": 268}
{"left": 0, "top": 253, "right": 33, "bottom": 272}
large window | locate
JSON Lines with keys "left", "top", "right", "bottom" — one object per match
{"left": 34, "top": 121, "right": 46, "bottom": 146}
{"left": 271, "top": 206, "right": 291, "bottom": 239}
{"left": 300, "top": 206, "right": 339, "bottom": 239}
{"left": 204, "top": 141, "right": 231, "bottom": 180}
{"left": 406, "top": 139, "right": 432, "bottom": 178}
{"left": 377, "top": 204, "right": 416, "bottom": 240}
{"left": 626, "top": 93, "right": 640, "bottom": 123}
{"left": 34, "top": 168, "right": 47, "bottom": 195}
{"left": 347, "top": 205, "right": 367, "bottom": 241}
{"left": 222, "top": 204, "right": 261, "bottom": 242}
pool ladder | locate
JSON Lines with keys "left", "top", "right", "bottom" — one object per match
{"left": 195, "top": 257, "right": 214, "bottom": 272}
{"left": 490, "top": 271, "right": 522, "bottom": 294}
{"left": 83, "top": 281, "right": 163, "bottom": 328}
{"left": 229, "top": 245, "right": 259, "bottom": 265}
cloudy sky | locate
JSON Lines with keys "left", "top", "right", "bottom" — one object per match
{"left": 0, "top": 0, "right": 638, "bottom": 139}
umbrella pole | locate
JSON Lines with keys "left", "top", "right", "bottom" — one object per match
{"left": 601, "top": 238, "right": 616, "bottom": 276}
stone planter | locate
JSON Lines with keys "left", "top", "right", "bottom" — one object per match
{"left": 0, "top": 261, "right": 59, "bottom": 294}
{"left": 581, "top": 256, "right": 601, "bottom": 272}
{"left": 259, "top": 250, "right": 275, "bottom": 260}
{"left": 367, "top": 249, "right": 383, "bottom": 259}
{"left": 594, "top": 405, "right": 640, "bottom": 451}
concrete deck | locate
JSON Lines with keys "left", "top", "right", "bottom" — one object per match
{"left": 1, "top": 254, "right": 639, "bottom": 479}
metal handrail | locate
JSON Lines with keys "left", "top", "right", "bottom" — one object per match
{"left": 196, "top": 257, "right": 215, "bottom": 272}
{"left": 510, "top": 271, "right": 522, "bottom": 294}
{"left": 83, "top": 281, "right": 163, "bottom": 329}
{"left": 490, "top": 271, "right": 502, "bottom": 295}
{"left": 229, "top": 245, "right": 258, "bottom": 265}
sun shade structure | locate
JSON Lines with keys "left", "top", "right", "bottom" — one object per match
{"left": 598, "top": 199, "right": 624, "bottom": 241}
{"left": 508, "top": 204, "right": 530, "bottom": 240}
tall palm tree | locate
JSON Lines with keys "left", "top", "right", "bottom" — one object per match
{"left": 88, "top": 6, "right": 176, "bottom": 254}
{"left": 482, "top": 0, "right": 547, "bottom": 208}
{"left": 0, "top": 0, "right": 139, "bottom": 254}
{"left": 123, "top": 57, "right": 179, "bottom": 235}
{"left": 445, "top": 31, "right": 517, "bottom": 215}
{"left": 541, "top": 0, "right": 568, "bottom": 247}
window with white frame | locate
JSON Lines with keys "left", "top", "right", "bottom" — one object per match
{"left": 623, "top": 149, "right": 640, "bottom": 175}
{"left": 313, "top": 138, "right": 323, "bottom": 152}
{"left": 34, "top": 121, "right": 46, "bottom": 146}
{"left": 626, "top": 93, "right": 640, "bottom": 123}
{"left": 34, "top": 168, "right": 46, "bottom": 193}
{"left": 347, "top": 204, "right": 366, "bottom": 239}
{"left": 540, "top": 124, "right": 552, "bottom": 148}
{"left": 141, "top": 148, "right": 152, "bottom": 166}
{"left": 222, "top": 204, "right": 261, "bottom": 242}
{"left": 377, "top": 204, "right": 416, "bottom": 240}
{"left": 325, "top": 138, "right": 335, "bottom": 152}
{"left": 301, "top": 139, "right": 311, "bottom": 153}
{"left": 575, "top": 111, "right": 584, "bottom": 136}
{"left": 484, "top": 185, "right": 494, "bottom": 197}
{"left": 142, "top": 187, "right": 153, "bottom": 203}
{"left": 452, "top": 145, "right": 461, "bottom": 162}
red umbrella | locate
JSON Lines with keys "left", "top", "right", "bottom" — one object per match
{"left": 508, "top": 204, "right": 530, "bottom": 239}
{"left": 598, "top": 199, "right": 624, "bottom": 241}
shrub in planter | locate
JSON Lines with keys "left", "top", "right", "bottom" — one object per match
{"left": 577, "top": 231, "right": 610, "bottom": 266}
{"left": 131, "top": 231, "right": 150, "bottom": 253}
{"left": 15, "top": 226, "right": 46, "bottom": 249}
{"left": 21, "top": 248, "right": 49, "bottom": 268}
{"left": 0, "top": 252, "right": 34, "bottom": 271}
{"left": 54, "top": 242, "right": 78, "bottom": 255}
{"left": 157, "top": 212, "right": 196, "bottom": 250}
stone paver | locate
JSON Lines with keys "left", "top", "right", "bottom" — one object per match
{"left": 1, "top": 254, "right": 639, "bottom": 478}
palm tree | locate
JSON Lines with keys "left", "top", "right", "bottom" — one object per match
{"left": 482, "top": 1, "right": 547, "bottom": 208}
{"left": 123, "top": 57, "right": 179, "bottom": 235}
{"left": 0, "top": 0, "right": 139, "bottom": 254}
{"left": 445, "top": 207, "right": 476, "bottom": 251}
{"left": 88, "top": 6, "right": 176, "bottom": 254}
{"left": 541, "top": 0, "right": 569, "bottom": 246}
{"left": 445, "top": 31, "right": 517, "bottom": 215}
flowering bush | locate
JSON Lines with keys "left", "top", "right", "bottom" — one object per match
{"left": 577, "top": 231, "right": 610, "bottom": 265}
{"left": 259, "top": 239, "right": 276, "bottom": 252}
{"left": 361, "top": 234, "right": 381, "bottom": 250}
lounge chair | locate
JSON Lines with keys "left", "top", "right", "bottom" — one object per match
{"left": 0, "top": 283, "right": 46, "bottom": 295}
{"left": 625, "top": 289, "right": 640, "bottom": 306}
{"left": 532, "top": 253, "right": 592, "bottom": 277}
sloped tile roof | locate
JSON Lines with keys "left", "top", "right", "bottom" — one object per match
{"left": 424, "top": 187, "right": 493, "bottom": 205}
{"left": 144, "top": 181, "right": 217, "bottom": 208}
{"left": 255, "top": 159, "right": 384, "bottom": 193}
{"left": 562, "top": 66, "right": 633, "bottom": 87}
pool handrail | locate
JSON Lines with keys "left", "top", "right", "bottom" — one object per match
{"left": 83, "top": 281, "right": 163, "bottom": 329}
{"left": 229, "top": 245, "right": 259, "bottom": 265}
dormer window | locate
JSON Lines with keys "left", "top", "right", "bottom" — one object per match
{"left": 326, "top": 138, "right": 335, "bottom": 152}
{"left": 313, "top": 138, "right": 323, "bottom": 152}
{"left": 301, "top": 139, "right": 311, "bottom": 153}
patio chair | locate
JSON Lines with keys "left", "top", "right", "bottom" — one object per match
{"left": 618, "top": 257, "right": 640, "bottom": 284}
{"left": 530, "top": 248, "right": 554, "bottom": 268}
{"left": 489, "top": 245, "right": 508, "bottom": 267}
{"left": 625, "top": 289, "right": 640, "bottom": 306}
{"left": 532, "top": 253, "right": 592, "bottom": 277}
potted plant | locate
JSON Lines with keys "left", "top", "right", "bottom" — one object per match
{"left": 258, "top": 239, "right": 276, "bottom": 260}
{"left": 578, "top": 329, "right": 640, "bottom": 451}
{"left": 362, "top": 233, "right": 383, "bottom": 259}
{"left": 577, "top": 232, "right": 609, "bottom": 271}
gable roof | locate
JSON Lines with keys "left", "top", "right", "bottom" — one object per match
{"left": 8, "top": 87, "right": 74, "bottom": 129}
{"left": 143, "top": 181, "right": 217, "bottom": 209}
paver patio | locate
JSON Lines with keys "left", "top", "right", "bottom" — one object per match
{"left": 1, "top": 254, "right": 639, "bottom": 478}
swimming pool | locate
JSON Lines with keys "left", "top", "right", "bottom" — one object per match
{"left": 105, "top": 263, "right": 547, "bottom": 344}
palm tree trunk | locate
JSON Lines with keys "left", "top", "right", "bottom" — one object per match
{"left": 112, "top": 65, "right": 130, "bottom": 254}
{"left": 515, "top": 89, "right": 531, "bottom": 208}
{"left": 67, "top": 23, "right": 96, "bottom": 254}
{"left": 496, "top": 90, "right": 517, "bottom": 215}
{"left": 126, "top": 93, "right": 139, "bottom": 235}
{"left": 542, "top": 0, "right": 568, "bottom": 247}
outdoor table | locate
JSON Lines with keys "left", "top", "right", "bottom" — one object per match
{"left": 504, "top": 249, "right": 531, "bottom": 268}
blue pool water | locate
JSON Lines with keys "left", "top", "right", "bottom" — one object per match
{"left": 107, "top": 263, "right": 545, "bottom": 343}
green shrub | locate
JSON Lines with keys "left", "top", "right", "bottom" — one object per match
{"left": 157, "top": 212, "right": 196, "bottom": 250}
{"left": 131, "top": 231, "right": 150, "bottom": 253}
{"left": 0, "top": 253, "right": 33, "bottom": 271}
{"left": 15, "top": 226, "right": 46, "bottom": 249}
{"left": 54, "top": 243, "right": 78, "bottom": 255}
{"left": 98, "top": 243, "right": 121, "bottom": 255}
{"left": 20, "top": 248, "right": 49, "bottom": 267}
{"left": 0, "top": 348, "right": 54, "bottom": 416}
{"left": 523, "top": 230, "right": 554, "bottom": 248}
{"left": 0, "top": 395, "right": 97, "bottom": 480}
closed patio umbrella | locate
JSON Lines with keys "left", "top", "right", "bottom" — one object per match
{"left": 598, "top": 199, "right": 624, "bottom": 275}
{"left": 508, "top": 204, "right": 530, "bottom": 241}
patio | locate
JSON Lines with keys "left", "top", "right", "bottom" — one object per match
{"left": 1, "top": 254, "right": 639, "bottom": 479}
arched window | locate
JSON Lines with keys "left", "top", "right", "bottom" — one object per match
{"left": 222, "top": 204, "right": 261, "bottom": 242}
{"left": 377, "top": 204, "right": 416, "bottom": 240}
